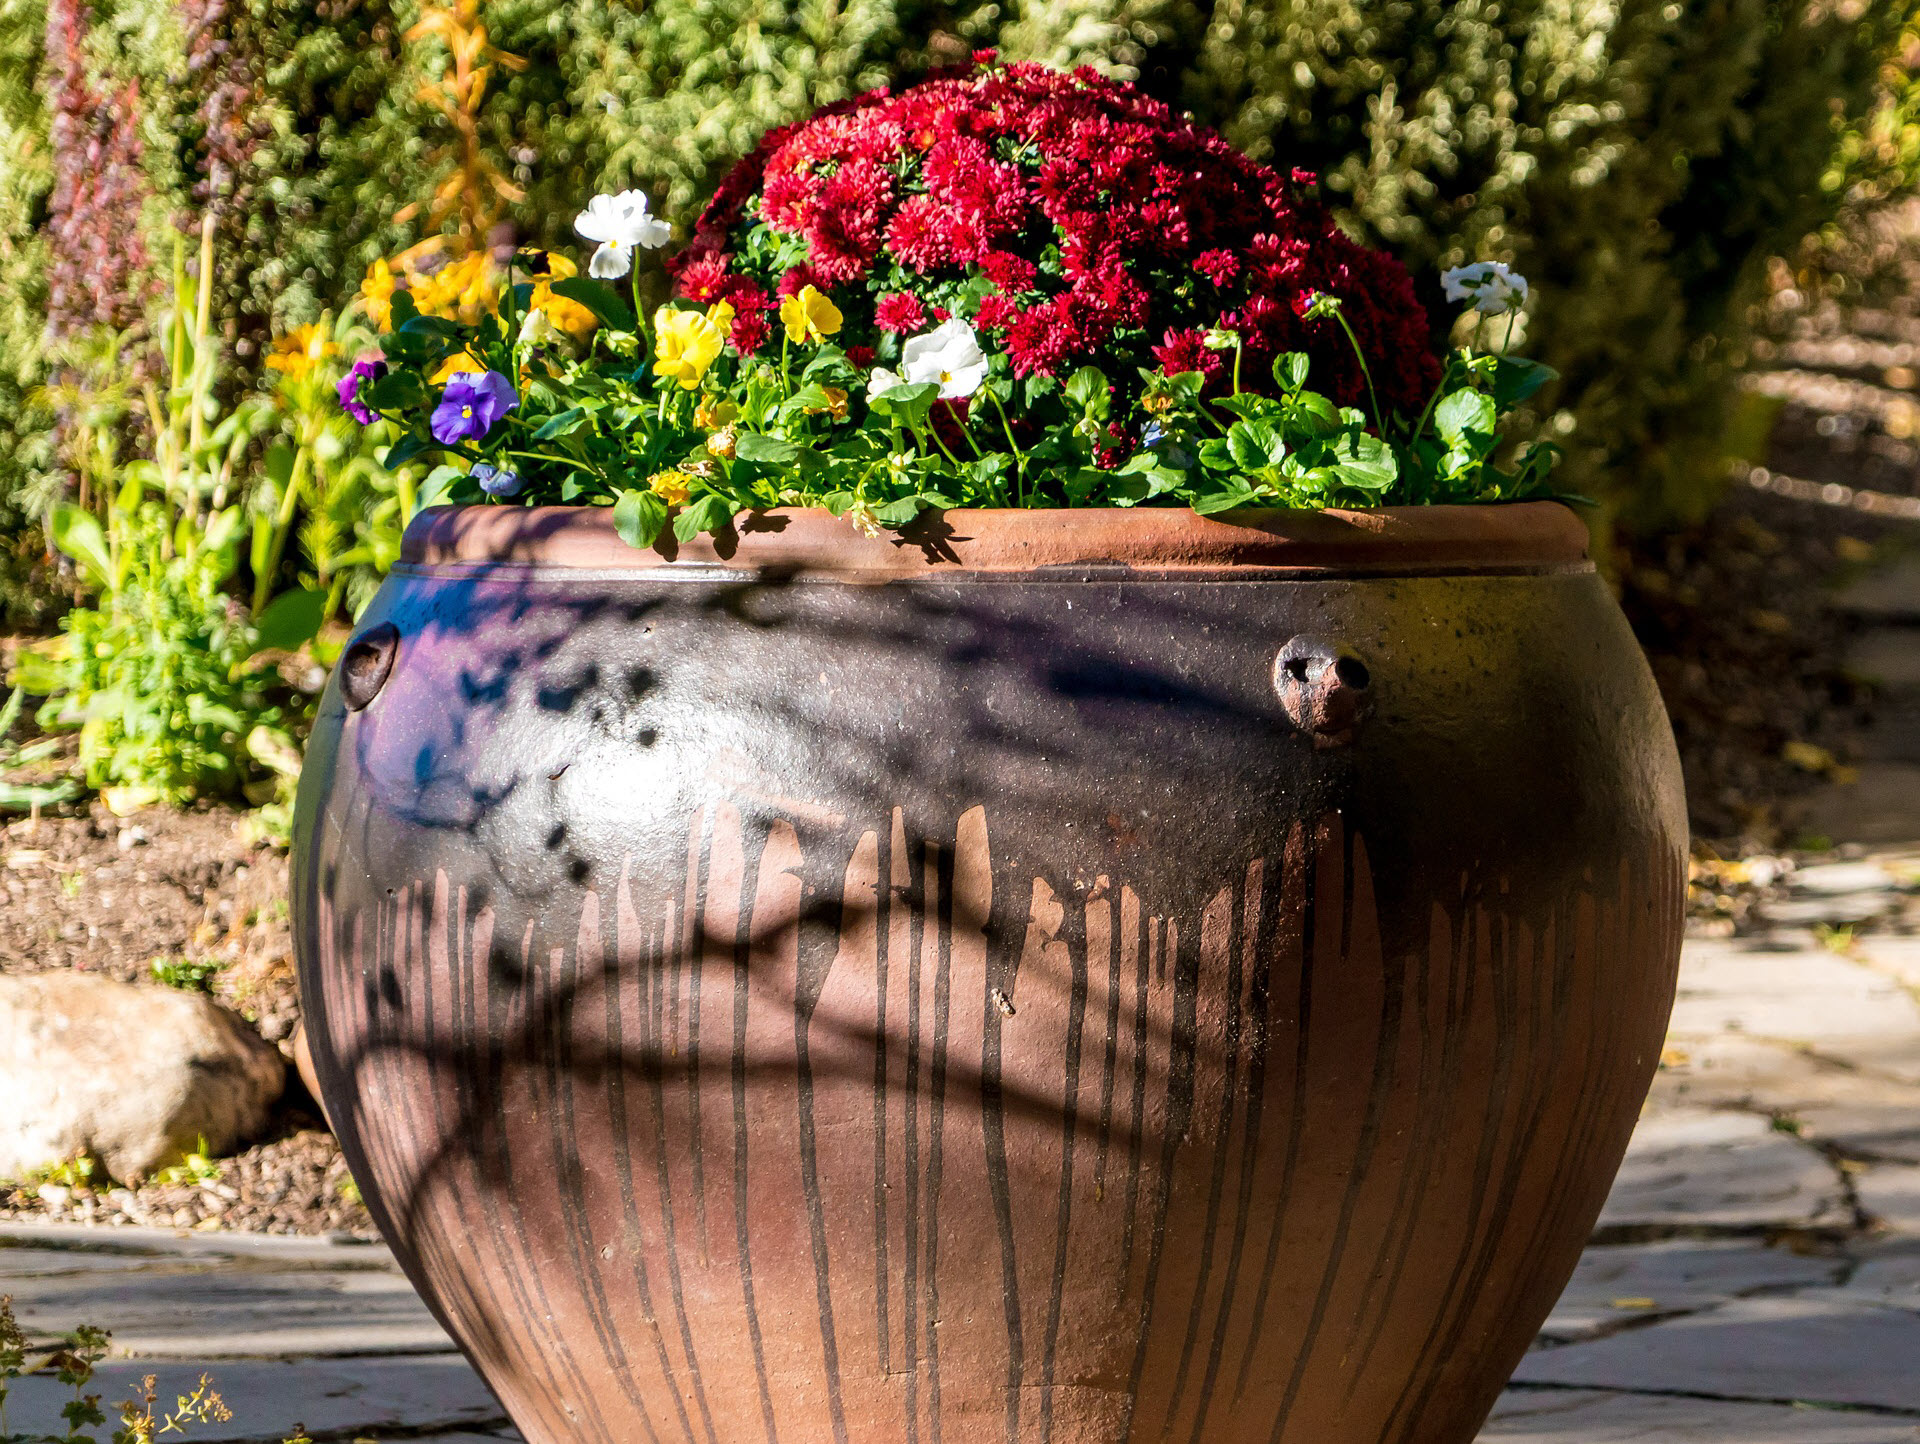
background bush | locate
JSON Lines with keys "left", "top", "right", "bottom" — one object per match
{"left": 0, "top": 0, "right": 1908, "bottom": 606}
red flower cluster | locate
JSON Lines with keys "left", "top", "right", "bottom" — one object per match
{"left": 670, "top": 59, "right": 1438, "bottom": 415}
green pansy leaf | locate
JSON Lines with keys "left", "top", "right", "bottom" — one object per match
{"left": 1064, "top": 366, "right": 1110, "bottom": 417}
{"left": 1289, "top": 391, "right": 1343, "bottom": 436}
{"left": 1435, "top": 389, "right": 1499, "bottom": 445}
{"left": 1489, "top": 356, "right": 1558, "bottom": 410}
{"left": 532, "top": 407, "right": 591, "bottom": 441}
{"left": 398, "top": 314, "right": 465, "bottom": 341}
{"left": 416, "top": 464, "right": 465, "bottom": 510}
{"left": 1211, "top": 394, "right": 1282, "bottom": 420}
{"left": 867, "top": 381, "right": 938, "bottom": 429}
{"left": 673, "top": 492, "right": 736, "bottom": 543}
{"left": 550, "top": 278, "right": 636, "bottom": 332}
{"left": 1273, "top": 352, "right": 1310, "bottom": 392}
{"left": 872, "top": 496, "right": 924, "bottom": 525}
{"left": 1332, "top": 433, "right": 1399, "bottom": 491}
{"left": 381, "top": 433, "right": 440, "bottom": 472}
{"left": 1192, "top": 483, "right": 1260, "bottom": 515}
{"left": 735, "top": 432, "right": 801, "bottom": 464}
{"left": 612, "top": 489, "right": 669, "bottom": 550}
{"left": 1228, "top": 419, "right": 1288, "bottom": 471}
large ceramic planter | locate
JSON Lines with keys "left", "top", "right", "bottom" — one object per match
{"left": 292, "top": 501, "right": 1685, "bottom": 1444}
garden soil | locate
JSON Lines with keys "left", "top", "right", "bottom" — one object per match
{"left": 0, "top": 804, "right": 372, "bottom": 1235}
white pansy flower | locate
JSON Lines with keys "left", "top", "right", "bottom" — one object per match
{"left": 519, "top": 307, "right": 561, "bottom": 346}
{"left": 900, "top": 317, "right": 989, "bottom": 400}
{"left": 867, "top": 366, "right": 906, "bottom": 403}
{"left": 574, "top": 190, "right": 672, "bottom": 280}
{"left": 1441, "top": 261, "right": 1530, "bottom": 316}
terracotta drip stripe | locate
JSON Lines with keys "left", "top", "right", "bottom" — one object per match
{"left": 399, "top": 502, "right": 1591, "bottom": 577}
{"left": 308, "top": 804, "right": 1682, "bottom": 1444}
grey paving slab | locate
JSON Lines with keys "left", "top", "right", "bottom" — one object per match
{"left": 2, "top": 1354, "right": 506, "bottom": 1441}
{"left": 1648, "top": 1035, "right": 1920, "bottom": 1164}
{"left": 1860, "top": 934, "right": 1920, "bottom": 993}
{"left": 1799, "top": 764, "right": 1920, "bottom": 847}
{"left": 1598, "top": 1108, "right": 1850, "bottom": 1231}
{"left": 1847, "top": 630, "right": 1920, "bottom": 688}
{"left": 1840, "top": 1241, "right": 1920, "bottom": 1306}
{"left": 2, "top": 1265, "right": 454, "bottom": 1356}
{"left": 1541, "top": 1240, "right": 1844, "bottom": 1341}
{"left": 1510, "top": 1295, "right": 1920, "bottom": 1412}
{"left": 1791, "top": 861, "right": 1908, "bottom": 895}
{"left": 1478, "top": 1388, "right": 1920, "bottom": 1441}
{"left": 0, "top": 1219, "right": 453, "bottom": 1357}
{"left": 0, "top": 1221, "right": 387, "bottom": 1264}
{"left": 1857, "top": 1164, "right": 1920, "bottom": 1233}
{"left": 1666, "top": 940, "right": 1920, "bottom": 1083}
{"left": 1833, "top": 557, "right": 1920, "bottom": 620}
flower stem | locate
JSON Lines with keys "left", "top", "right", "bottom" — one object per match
{"left": 1331, "top": 309, "right": 1384, "bottom": 436}
{"left": 987, "top": 389, "right": 1027, "bottom": 505}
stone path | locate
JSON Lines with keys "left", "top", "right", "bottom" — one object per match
{"left": 6, "top": 912, "right": 1920, "bottom": 1442}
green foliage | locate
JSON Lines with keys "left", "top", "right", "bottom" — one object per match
{"left": 148, "top": 956, "right": 221, "bottom": 991}
{"left": 25, "top": 229, "right": 309, "bottom": 810}
{"left": 0, "top": 0, "right": 56, "bottom": 624}
{"left": 0, "top": 685, "right": 80, "bottom": 812}
{"left": 45, "top": 495, "right": 289, "bottom": 807}
{"left": 152, "top": 1137, "right": 222, "bottom": 1185}
{"left": 1139, "top": 0, "right": 1908, "bottom": 528}
{"left": 361, "top": 246, "right": 1559, "bottom": 540}
{"left": 0, "top": 0, "right": 1910, "bottom": 562}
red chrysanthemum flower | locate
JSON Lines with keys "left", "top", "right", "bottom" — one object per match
{"left": 875, "top": 292, "right": 928, "bottom": 334}
{"left": 974, "top": 294, "right": 1018, "bottom": 332}
{"left": 676, "top": 59, "right": 1439, "bottom": 408}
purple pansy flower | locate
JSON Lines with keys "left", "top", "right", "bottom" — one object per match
{"left": 336, "top": 355, "right": 387, "bottom": 425}
{"left": 471, "top": 463, "right": 525, "bottom": 498}
{"left": 431, "top": 370, "right": 519, "bottom": 445}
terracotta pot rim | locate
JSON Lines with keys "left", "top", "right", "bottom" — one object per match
{"left": 398, "top": 500, "right": 1591, "bottom": 577}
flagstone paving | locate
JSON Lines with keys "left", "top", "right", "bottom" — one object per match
{"left": 5, "top": 917, "right": 1920, "bottom": 1442}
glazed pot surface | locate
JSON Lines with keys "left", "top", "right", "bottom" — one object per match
{"left": 294, "top": 503, "right": 1685, "bottom": 1444}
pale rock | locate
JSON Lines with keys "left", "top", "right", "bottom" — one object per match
{"left": 0, "top": 972, "right": 283, "bottom": 1183}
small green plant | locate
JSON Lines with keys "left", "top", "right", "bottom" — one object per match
{"left": 0, "top": 688, "right": 78, "bottom": 815}
{"left": 25, "top": 221, "right": 308, "bottom": 811}
{"left": 23, "top": 1155, "right": 96, "bottom": 1192}
{"left": 147, "top": 958, "right": 221, "bottom": 993}
{"left": 1815, "top": 923, "right": 1859, "bottom": 956}
{"left": 153, "top": 1141, "right": 221, "bottom": 1190}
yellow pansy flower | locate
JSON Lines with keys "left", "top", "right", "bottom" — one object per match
{"left": 779, "top": 285, "right": 842, "bottom": 344}
{"left": 410, "top": 252, "right": 496, "bottom": 323}
{"left": 359, "top": 259, "right": 398, "bottom": 332}
{"left": 265, "top": 323, "right": 339, "bottom": 380}
{"left": 430, "top": 352, "right": 486, "bottom": 384}
{"left": 652, "top": 306, "right": 726, "bottom": 390}
{"left": 529, "top": 252, "right": 598, "bottom": 339}
{"left": 809, "top": 385, "right": 850, "bottom": 421}
{"left": 694, "top": 395, "right": 739, "bottom": 429}
{"left": 649, "top": 469, "right": 694, "bottom": 506}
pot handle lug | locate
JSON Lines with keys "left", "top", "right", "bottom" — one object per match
{"left": 340, "top": 622, "right": 401, "bottom": 711}
{"left": 1273, "top": 634, "right": 1372, "bottom": 748}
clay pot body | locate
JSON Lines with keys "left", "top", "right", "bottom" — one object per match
{"left": 292, "top": 502, "right": 1685, "bottom": 1444}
